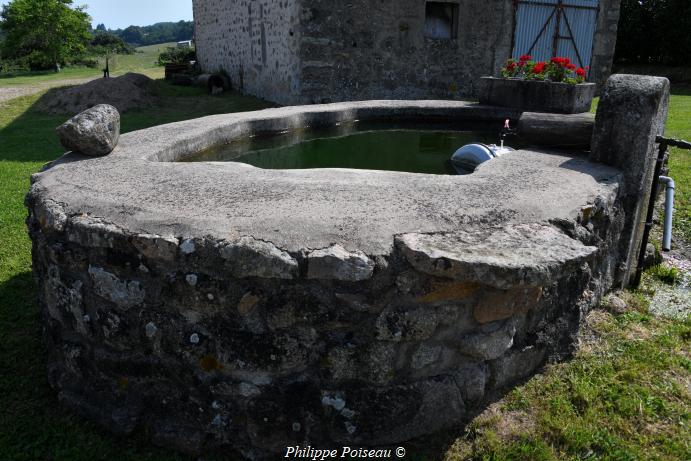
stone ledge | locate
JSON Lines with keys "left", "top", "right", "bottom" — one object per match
{"left": 396, "top": 224, "right": 598, "bottom": 289}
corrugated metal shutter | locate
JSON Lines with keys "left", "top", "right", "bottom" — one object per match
{"left": 513, "top": 0, "right": 599, "bottom": 69}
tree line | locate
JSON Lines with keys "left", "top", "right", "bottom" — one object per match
{"left": 615, "top": 0, "right": 691, "bottom": 66}
{"left": 0, "top": 0, "right": 192, "bottom": 72}
{"left": 104, "top": 21, "right": 194, "bottom": 47}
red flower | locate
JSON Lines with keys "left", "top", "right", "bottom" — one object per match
{"left": 576, "top": 67, "right": 586, "bottom": 77}
{"left": 519, "top": 54, "right": 532, "bottom": 62}
{"left": 532, "top": 62, "right": 547, "bottom": 74}
{"left": 566, "top": 63, "right": 576, "bottom": 70}
{"left": 506, "top": 61, "right": 517, "bottom": 71}
{"left": 550, "top": 56, "right": 571, "bottom": 67}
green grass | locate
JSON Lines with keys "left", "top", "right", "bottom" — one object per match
{"left": 0, "top": 78, "right": 689, "bottom": 460}
{"left": 665, "top": 87, "right": 691, "bottom": 242}
{"left": 0, "top": 85, "right": 269, "bottom": 461}
{"left": 447, "top": 307, "right": 690, "bottom": 461}
{"left": 0, "top": 42, "right": 175, "bottom": 87}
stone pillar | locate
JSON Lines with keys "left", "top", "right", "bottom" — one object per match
{"left": 591, "top": 74, "right": 670, "bottom": 287}
{"left": 589, "top": 0, "right": 622, "bottom": 89}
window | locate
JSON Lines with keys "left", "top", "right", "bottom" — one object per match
{"left": 425, "top": 1, "right": 459, "bottom": 40}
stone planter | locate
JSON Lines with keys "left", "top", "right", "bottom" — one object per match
{"left": 478, "top": 77, "right": 597, "bottom": 114}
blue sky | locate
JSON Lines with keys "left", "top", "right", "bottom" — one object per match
{"left": 0, "top": 0, "right": 193, "bottom": 29}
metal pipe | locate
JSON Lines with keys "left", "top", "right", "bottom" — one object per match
{"left": 658, "top": 176, "right": 675, "bottom": 251}
{"left": 632, "top": 140, "right": 668, "bottom": 287}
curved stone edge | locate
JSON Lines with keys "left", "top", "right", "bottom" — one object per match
{"left": 27, "top": 193, "right": 604, "bottom": 288}
{"left": 26, "top": 183, "right": 627, "bottom": 457}
{"left": 395, "top": 223, "right": 598, "bottom": 289}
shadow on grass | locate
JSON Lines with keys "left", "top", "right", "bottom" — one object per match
{"left": 0, "top": 78, "right": 274, "bottom": 164}
{"left": 0, "top": 272, "right": 206, "bottom": 461}
{"left": 0, "top": 78, "right": 574, "bottom": 460}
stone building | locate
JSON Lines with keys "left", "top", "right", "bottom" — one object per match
{"left": 192, "top": 0, "right": 621, "bottom": 105}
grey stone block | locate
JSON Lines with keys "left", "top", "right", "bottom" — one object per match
{"left": 591, "top": 74, "right": 670, "bottom": 286}
{"left": 56, "top": 104, "right": 120, "bottom": 156}
{"left": 479, "top": 77, "right": 597, "bottom": 114}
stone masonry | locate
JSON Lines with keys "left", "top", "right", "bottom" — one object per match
{"left": 193, "top": 0, "right": 621, "bottom": 105}
{"left": 26, "top": 78, "right": 668, "bottom": 458}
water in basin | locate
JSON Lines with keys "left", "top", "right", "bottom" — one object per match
{"left": 182, "top": 121, "right": 501, "bottom": 174}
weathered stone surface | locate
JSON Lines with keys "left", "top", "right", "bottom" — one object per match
{"left": 219, "top": 237, "right": 298, "bottom": 279}
{"left": 132, "top": 234, "right": 179, "bottom": 262}
{"left": 328, "top": 377, "right": 465, "bottom": 445}
{"left": 474, "top": 286, "right": 543, "bottom": 324}
{"left": 479, "top": 78, "right": 597, "bottom": 114}
{"left": 397, "top": 224, "right": 597, "bottom": 289}
{"left": 591, "top": 74, "right": 670, "bottom": 287}
{"left": 56, "top": 104, "right": 120, "bottom": 156}
{"left": 604, "top": 293, "right": 628, "bottom": 314}
{"left": 25, "top": 98, "right": 643, "bottom": 459}
{"left": 457, "top": 321, "right": 517, "bottom": 360}
{"left": 453, "top": 363, "right": 488, "bottom": 403}
{"left": 192, "top": 0, "right": 619, "bottom": 105}
{"left": 490, "top": 346, "right": 546, "bottom": 389}
{"left": 88, "top": 266, "right": 145, "bottom": 309}
{"left": 518, "top": 112, "right": 595, "bottom": 148}
{"left": 307, "top": 244, "right": 375, "bottom": 281}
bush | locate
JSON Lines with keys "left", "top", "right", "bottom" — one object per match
{"left": 0, "top": 57, "right": 30, "bottom": 74}
{"left": 157, "top": 46, "right": 196, "bottom": 66}
{"left": 89, "top": 32, "right": 135, "bottom": 55}
{"left": 69, "top": 57, "right": 100, "bottom": 68}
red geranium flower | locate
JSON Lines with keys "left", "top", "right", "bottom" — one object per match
{"left": 566, "top": 63, "right": 576, "bottom": 70}
{"left": 576, "top": 67, "right": 586, "bottom": 77}
{"left": 551, "top": 56, "right": 571, "bottom": 67}
{"left": 519, "top": 54, "right": 532, "bottom": 62}
{"left": 532, "top": 62, "right": 547, "bottom": 74}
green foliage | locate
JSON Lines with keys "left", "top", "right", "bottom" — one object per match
{"left": 110, "top": 20, "right": 194, "bottom": 46}
{"left": 500, "top": 55, "right": 587, "bottom": 84}
{"left": 89, "top": 31, "right": 134, "bottom": 55}
{"left": 616, "top": 0, "right": 691, "bottom": 66}
{"left": 648, "top": 264, "right": 682, "bottom": 285}
{"left": 157, "top": 46, "right": 196, "bottom": 66}
{"left": 0, "top": 0, "right": 92, "bottom": 70}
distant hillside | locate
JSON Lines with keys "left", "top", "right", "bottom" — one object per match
{"left": 107, "top": 20, "right": 193, "bottom": 47}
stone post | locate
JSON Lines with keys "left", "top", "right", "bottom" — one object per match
{"left": 591, "top": 74, "right": 670, "bottom": 287}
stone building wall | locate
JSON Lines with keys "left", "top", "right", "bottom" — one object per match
{"left": 192, "top": 0, "right": 303, "bottom": 105}
{"left": 192, "top": 0, "right": 621, "bottom": 104}
{"left": 296, "top": 0, "right": 515, "bottom": 103}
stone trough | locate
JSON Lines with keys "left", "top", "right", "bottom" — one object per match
{"left": 26, "top": 76, "right": 669, "bottom": 459}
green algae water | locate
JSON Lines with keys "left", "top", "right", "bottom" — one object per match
{"left": 184, "top": 122, "right": 500, "bottom": 174}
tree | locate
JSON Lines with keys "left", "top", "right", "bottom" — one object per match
{"left": 120, "top": 25, "right": 144, "bottom": 45}
{"left": 615, "top": 0, "right": 691, "bottom": 66}
{"left": 96, "top": 23, "right": 106, "bottom": 32}
{"left": 0, "top": 0, "right": 92, "bottom": 71}
{"left": 90, "top": 31, "right": 134, "bottom": 55}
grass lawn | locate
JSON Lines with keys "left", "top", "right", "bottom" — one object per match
{"left": 666, "top": 87, "right": 691, "bottom": 243}
{"left": 0, "top": 81, "right": 689, "bottom": 460}
{"left": 0, "top": 42, "right": 175, "bottom": 87}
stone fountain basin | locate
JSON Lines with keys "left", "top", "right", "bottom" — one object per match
{"left": 26, "top": 100, "right": 622, "bottom": 457}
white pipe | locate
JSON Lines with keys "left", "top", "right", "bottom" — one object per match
{"left": 658, "top": 176, "right": 675, "bottom": 251}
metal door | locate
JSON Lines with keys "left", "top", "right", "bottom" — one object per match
{"left": 512, "top": 0, "right": 600, "bottom": 69}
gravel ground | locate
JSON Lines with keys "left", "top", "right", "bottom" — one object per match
{"left": 0, "top": 77, "right": 98, "bottom": 104}
{"left": 649, "top": 239, "right": 691, "bottom": 319}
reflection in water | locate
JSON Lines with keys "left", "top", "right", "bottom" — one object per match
{"left": 183, "top": 122, "right": 499, "bottom": 175}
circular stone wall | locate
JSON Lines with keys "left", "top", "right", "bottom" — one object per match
{"left": 27, "top": 100, "right": 624, "bottom": 458}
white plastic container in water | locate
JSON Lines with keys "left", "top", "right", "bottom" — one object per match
{"left": 450, "top": 143, "right": 514, "bottom": 175}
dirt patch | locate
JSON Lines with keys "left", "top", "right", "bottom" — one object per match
{"left": 36, "top": 73, "right": 157, "bottom": 115}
